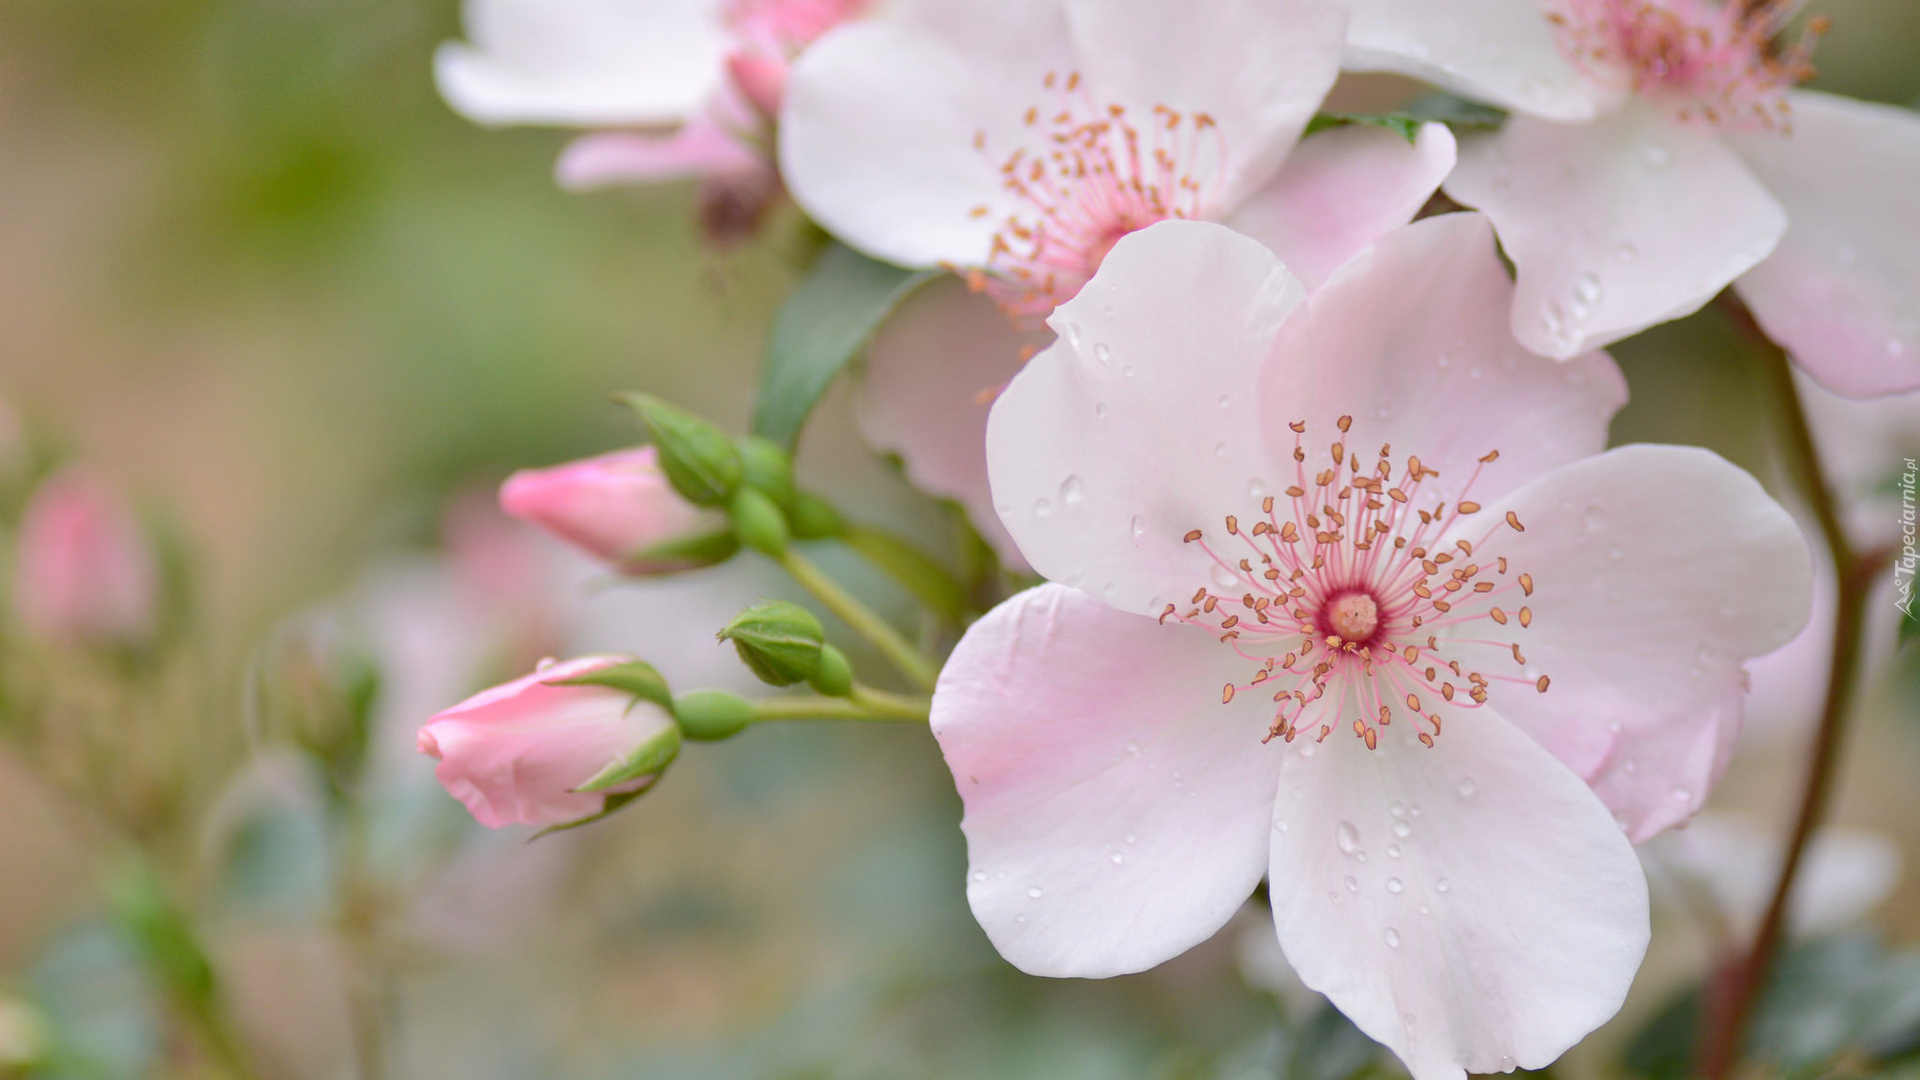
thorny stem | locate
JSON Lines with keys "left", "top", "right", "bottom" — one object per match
{"left": 748, "top": 685, "right": 932, "bottom": 724}
{"left": 772, "top": 548, "right": 941, "bottom": 692}
{"left": 1698, "top": 293, "right": 1890, "bottom": 1079}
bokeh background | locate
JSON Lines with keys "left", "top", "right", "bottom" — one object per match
{"left": 2, "top": 1, "right": 1919, "bottom": 1077}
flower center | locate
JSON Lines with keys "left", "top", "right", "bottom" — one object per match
{"left": 1163, "top": 417, "right": 1550, "bottom": 752}
{"left": 963, "top": 72, "right": 1227, "bottom": 325}
{"left": 1547, "top": 0, "right": 1827, "bottom": 130}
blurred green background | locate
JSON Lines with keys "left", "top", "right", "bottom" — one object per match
{"left": 1, "top": 0, "right": 1919, "bottom": 1077}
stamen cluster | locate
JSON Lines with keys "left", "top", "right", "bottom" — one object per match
{"left": 1548, "top": 0, "right": 1827, "bottom": 130}
{"left": 1159, "top": 418, "right": 1549, "bottom": 752}
{"left": 966, "top": 72, "right": 1226, "bottom": 323}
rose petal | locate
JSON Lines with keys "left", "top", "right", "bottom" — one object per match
{"left": 1450, "top": 444, "right": 1812, "bottom": 841}
{"left": 1227, "top": 120, "right": 1458, "bottom": 288}
{"left": 1344, "top": 0, "right": 1606, "bottom": 122}
{"left": 556, "top": 116, "right": 765, "bottom": 190}
{"left": 855, "top": 277, "right": 1049, "bottom": 566}
{"left": 1257, "top": 211, "right": 1626, "bottom": 508}
{"left": 1446, "top": 105, "right": 1786, "bottom": 359}
{"left": 1268, "top": 703, "right": 1647, "bottom": 1080}
{"left": 933, "top": 584, "right": 1285, "bottom": 977}
{"left": 985, "top": 220, "right": 1305, "bottom": 615}
{"left": 436, "top": 0, "right": 728, "bottom": 128}
{"left": 1728, "top": 90, "right": 1920, "bottom": 397}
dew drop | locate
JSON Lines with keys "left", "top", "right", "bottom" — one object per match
{"left": 971, "top": 871, "right": 987, "bottom": 883}
{"left": 1121, "top": 364, "right": 1136, "bottom": 378}
{"left": 534, "top": 657, "right": 558, "bottom": 672}
{"left": 1336, "top": 820, "right": 1362, "bottom": 854}
{"left": 1110, "top": 852, "right": 1124, "bottom": 865}
{"left": 1436, "top": 878, "right": 1451, "bottom": 893}
{"left": 1034, "top": 498, "right": 1052, "bottom": 518}
{"left": 1387, "top": 843, "right": 1402, "bottom": 859}
{"left": 1126, "top": 832, "right": 1137, "bottom": 844}
{"left": 1060, "top": 475, "right": 1086, "bottom": 506}
{"left": 1026, "top": 886, "right": 1045, "bottom": 899}
{"left": 1418, "top": 903, "right": 1431, "bottom": 916}
{"left": 1607, "top": 719, "right": 1622, "bottom": 733}
{"left": 1456, "top": 778, "right": 1477, "bottom": 798}
{"left": 1393, "top": 820, "right": 1412, "bottom": 839}
{"left": 1211, "top": 563, "right": 1240, "bottom": 589}
{"left": 1643, "top": 145, "right": 1669, "bottom": 167}
{"left": 1386, "top": 877, "right": 1404, "bottom": 895}
{"left": 1889, "top": 337, "right": 1908, "bottom": 357}
{"left": 1274, "top": 818, "right": 1289, "bottom": 833}
{"left": 1409, "top": 803, "right": 1422, "bottom": 817}
{"left": 1094, "top": 401, "right": 1108, "bottom": 420}
{"left": 1218, "top": 394, "right": 1232, "bottom": 410}
{"left": 1125, "top": 739, "right": 1142, "bottom": 755}
{"left": 1015, "top": 913, "right": 1028, "bottom": 923}
{"left": 1345, "top": 875, "right": 1360, "bottom": 894}
{"left": 1247, "top": 477, "right": 1267, "bottom": 500}
{"left": 1576, "top": 273, "right": 1603, "bottom": 304}
{"left": 1130, "top": 515, "right": 1146, "bottom": 540}
{"left": 1093, "top": 341, "right": 1112, "bottom": 363}
{"left": 1384, "top": 927, "right": 1401, "bottom": 948}
{"left": 1624, "top": 757, "right": 1637, "bottom": 774}
{"left": 1214, "top": 442, "right": 1228, "bottom": 458}
{"left": 1613, "top": 241, "right": 1639, "bottom": 264}
{"left": 1672, "top": 787, "right": 1692, "bottom": 804}
{"left": 1066, "top": 321, "right": 1083, "bottom": 346}
{"left": 1437, "top": 352, "right": 1453, "bottom": 370}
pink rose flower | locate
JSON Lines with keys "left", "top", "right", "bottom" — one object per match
{"left": 933, "top": 216, "right": 1811, "bottom": 1079}
{"left": 1346, "top": 0, "right": 1920, "bottom": 396}
{"left": 417, "top": 654, "right": 677, "bottom": 829}
{"left": 13, "top": 465, "right": 159, "bottom": 647}
{"left": 498, "top": 447, "right": 715, "bottom": 572}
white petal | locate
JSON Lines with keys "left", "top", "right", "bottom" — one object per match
{"left": 985, "top": 220, "right": 1305, "bottom": 616}
{"left": 932, "top": 584, "right": 1286, "bottom": 977}
{"left": 436, "top": 0, "right": 728, "bottom": 128}
{"left": 1258, "top": 212, "right": 1626, "bottom": 508}
{"left": 1446, "top": 105, "right": 1787, "bottom": 359}
{"left": 1729, "top": 90, "right": 1920, "bottom": 397}
{"left": 1063, "top": 0, "right": 1348, "bottom": 208}
{"left": 1268, "top": 706, "right": 1648, "bottom": 1080}
{"left": 856, "top": 277, "right": 1050, "bottom": 567}
{"left": 1451, "top": 445, "right": 1813, "bottom": 841}
{"left": 1345, "top": 0, "right": 1604, "bottom": 122}
{"left": 1227, "top": 121, "right": 1458, "bottom": 288}
{"left": 778, "top": 1, "right": 1073, "bottom": 268}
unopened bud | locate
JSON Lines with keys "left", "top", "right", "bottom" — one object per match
{"left": 730, "top": 486, "right": 789, "bottom": 556}
{"left": 622, "top": 394, "right": 741, "bottom": 507}
{"left": 787, "top": 491, "right": 845, "bottom": 540}
{"left": 737, "top": 436, "right": 797, "bottom": 507}
{"left": 673, "top": 689, "right": 756, "bottom": 741}
{"left": 809, "top": 643, "right": 854, "bottom": 698}
{"left": 720, "top": 601, "right": 823, "bottom": 687}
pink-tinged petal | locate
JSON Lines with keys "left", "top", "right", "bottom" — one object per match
{"left": 1062, "top": 0, "right": 1349, "bottom": 208}
{"left": 418, "top": 655, "right": 674, "bottom": 829}
{"left": 1227, "top": 121, "right": 1458, "bottom": 288}
{"left": 436, "top": 0, "right": 729, "bottom": 128}
{"left": 932, "top": 584, "right": 1285, "bottom": 977}
{"left": 779, "top": 1, "right": 1074, "bottom": 268}
{"left": 556, "top": 120, "right": 765, "bottom": 190}
{"left": 855, "top": 277, "right": 1049, "bottom": 567}
{"left": 985, "top": 221, "right": 1305, "bottom": 616}
{"left": 1258, "top": 212, "right": 1626, "bottom": 508}
{"left": 1345, "top": 0, "right": 1606, "bottom": 122}
{"left": 1446, "top": 105, "right": 1787, "bottom": 359}
{"left": 13, "top": 466, "right": 158, "bottom": 647}
{"left": 499, "top": 447, "right": 717, "bottom": 571}
{"left": 1451, "top": 445, "right": 1812, "bottom": 841}
{"left": 1728, "top": 91, "right": 1920, "bottom": 397}
{"left": 1268, "top": 706, "right": 1648, "bottom": 1080}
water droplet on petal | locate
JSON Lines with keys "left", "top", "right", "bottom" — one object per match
{"left": 1218, "top": 394, "right": 1231, "bottom": 410}
{"left": 1457, "top": 778, "right": 1476, "bottom": 798}
{"left": 1336, "top": 820, "right": 1361, "bottom": 854}
{"left": 1214, "top": 442, "right": 1228, "bottom": 458}
{"left": 1436, "top": 878, "right": 1451, "bottom": 893}
{"left": 1060, "top": 475, "right": 1085, "bottom": 506}
{"left": 1015, "top": 913, "right": 1028, "bottom": 923}
{"left": 1130, "top": 515, "right": 1146, "bottom": 540}
{"left": 535, "top": 657, "right": 558, "bottom": 672}
{"left": 1274, "top": 818, "right": 1289, "bottom": 833}
{"left": 1644, "top": 145, "right": 1669, "bottom": 167}
{"left": 1121, "top": 364, "right": 1135, "bottom": 378}
{"left": 1889, "top": 337, "right": 1908, "bottom": 357}
{"left": 1384, "top": 927, "right": 1401, "bottom": 948}
{"left": 1672, "top": 787, "right": 1692, "bottom": 804}
{"left": 1345, "top": 875, "right": 1360, "bottom": 894}
{"left": 1211, "top": 563, "right": 1239, "bottom": 589}
{"left": 1390, "top": 801, "right": 1405, "bottom": 817}
{"left": 1093, "top": 341, "right": 1112, "bottom": 363}
{"left": 971, "top": 870, "right": 987, "bottom": 883}
{"left": 1034, "top": 498, "right": 1052, "bottom": 518}
{"left": 1613, "top": 242, "right": 1639, "bottom": 264}
{"left": 1094, "top": 401, "right": 1108, "bottom": 420}
{"left": 1125, "top": 740, "right": 1142, "bottom": 755}
{"left": 1387, "top": 843, "right": 1402, "bottom": 858}
{"left": 1576, "top": 273, "right": 1603, "bottom": 304}
{"left": 1110, "top": 852, "right": 1124, "bottom": 865}
{"left": 1393, "top": 820, "right": 1412, "bottom": 839}
{"left": 1026, "top": 886, "right": 1044, "bottom": 899}
{"left": 1418, "top": 903, "right": 1431, "bottom": 916}
{"left": 1387, "top": 877, "right": 1404, "bottom": 894}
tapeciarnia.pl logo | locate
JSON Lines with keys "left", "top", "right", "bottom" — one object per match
{"left": 1898, "top": 457, "right": 1916, "bottom": 621}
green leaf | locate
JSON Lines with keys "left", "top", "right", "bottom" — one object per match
{"left": 546, "top": 659, "right": 675, "bottom": 713}
{"left": 752, "top": 242, "right": 936, "bottom": 449}
{"left": 839, "top": 524, "right": 965, "bottom": 620}
{"left": 1303, "top": 111, "right": 1422, "bottom": 144}
{"left": 574, "top": 724, "right": 682, "bottom": 793}
{"left": 622, "top": 527, "right": 740, "bottom": 573}
{"left": 1403, "top": 91, "right": 1510, "bottom": 130}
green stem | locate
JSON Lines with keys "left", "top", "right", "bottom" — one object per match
{"left": 773, "top": 548, "right": 939, "bottom": 691}
{"left": 1698, "top": 294, "right": 1887, "bottom": 1079}
{"left": 749, "top": 684, "right": 932, "bottom": 724}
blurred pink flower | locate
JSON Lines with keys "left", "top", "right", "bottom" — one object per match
{"left": 932, "top": 216, "right": 1811, "bottom": 1080}
{"left": 436, "top": 0, "right": 867, "bottom": 196}
{"left": 1346, "top": 0, "right": 1920, "bottom": 396}
{"left": 417, "top": 654, "right": 675, "bottom": 829}
{"left": 498, "top": 447, "right": 715, "bottom": 573}
{"left": 780, "top": 0, "right": 1457, "bottom": 562}
{"left": 13, "top": 465, "right": 159, "bottom": 647}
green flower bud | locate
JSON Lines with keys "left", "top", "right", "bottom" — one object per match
{"left": 730, "top": 486, "right": 790, "bottom": 556}
{"left": 808, "top": 643, "right": 854, "bottom": 698}
{"left": 720, "top": 601, "right": 823, "bottom": 686}
{"left": 673, "top": 689, "right": 756, "bottom": 741}
{"left": 622, "top": 393, "right": 742, "bottom": 507}
{"left": 787, "top": 490, "right": 846, "bottom": 540}
{"left": 737, "top": 436, "right": 797, "bottom": 508}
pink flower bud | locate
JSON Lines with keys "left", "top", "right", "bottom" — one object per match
{"left": 13, "top": 466, "right": 158, "bottom": 647}
{"left": 498, "top": 447, "right": 713, "bottom": 571}
{"left": 416, "top": 655, "right": 676, "bottom": 829}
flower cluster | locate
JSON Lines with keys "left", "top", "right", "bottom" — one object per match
{"left": 421, "top": 0, "right": 1920, "bottom": 1076}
